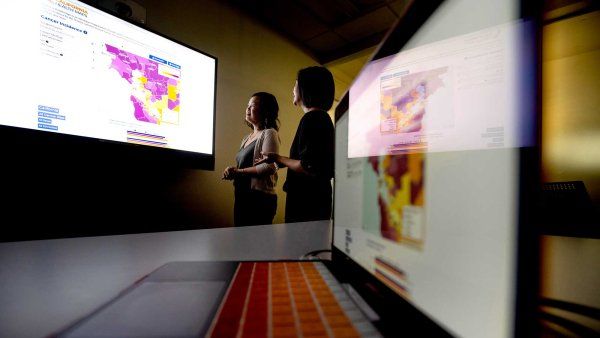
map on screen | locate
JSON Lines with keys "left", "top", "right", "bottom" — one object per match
{"left": 0, "top": 0, "right": 216, "bottom": 155}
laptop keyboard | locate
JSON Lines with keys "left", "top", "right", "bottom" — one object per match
{"left": 207, "top": 262, "right": 380, "bottom": 338}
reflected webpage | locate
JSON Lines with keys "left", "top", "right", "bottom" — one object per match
{"left": 336, "top": 22, "right": 532, "bottom": 337}
{"left": 335, "top": 113, "right": 518, "bottom": 337}
{"left": 349, "top": 22, "right": 528, "bottom": 158}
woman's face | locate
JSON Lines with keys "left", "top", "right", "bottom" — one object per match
{"left": 246, "top": 96, "right": 262, "bottom": 126}
{"left": 293, "top": 80, "right": 301, "bottom": 106}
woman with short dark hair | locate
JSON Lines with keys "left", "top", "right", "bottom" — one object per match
{"left": 222, "top": 92, "right": 280, "bottom": 226}
{"left": 256, "top": 66, "right": 335, "bottom": 223}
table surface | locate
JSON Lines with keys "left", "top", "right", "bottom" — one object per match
{"left": 0, "top": 221, "right": 331, "bottom": 338}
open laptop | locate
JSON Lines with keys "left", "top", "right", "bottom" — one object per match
{"left": 54, "top": 0, "right": 541, "bottom": 337}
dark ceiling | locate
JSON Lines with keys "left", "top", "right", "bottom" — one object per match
{"left": 228, "top": 0, "right": 411, "bottom": 64}
{"left": 228, "top": 0, "right": 600, "bottom": 65}
{"left": 89, "top": 0, "right": 598, "bottom": 65}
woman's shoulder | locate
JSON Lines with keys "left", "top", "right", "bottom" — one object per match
{"left": 304, "top": 109, "right": 331, "bottom": 119}
{"left": 261, "top": 128, "right": 280, "bottom": 143}
{"left": 303, "top": 110, "right": 333, "bottom": 127}
{"left": 262, "top": 128, "right": 279, "bottom": 137}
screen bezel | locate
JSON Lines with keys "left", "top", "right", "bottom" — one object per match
{"left": 5, "top": 0, "right": 219, "bottom": 170}
{"left": 330, "top": 0, "right": 542, "bottom": 336}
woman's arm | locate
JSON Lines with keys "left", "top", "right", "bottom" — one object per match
{"left": 254, "top": 129, "right": 279, "bottom": 176}
{"left": 255, "top": 153, "right": 310, "bottom": 175}
{"left": 227, "top": 129, "right": 281, "bottom": 179}
{"left": 272, "top": 155, "right": 307, "bottom": 175}
{"left": 256, "top": 113, "right": 333, "bottom": 177}
{"left": 221, "top": 164, "right": 260, "bottom": 179}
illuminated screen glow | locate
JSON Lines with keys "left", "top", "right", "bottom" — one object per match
{"left": 0, "top": 0, "right": 216, "bottom": 155}
{"left": 334, "top": 0, "right": 536, "bottom": 337}
{"left": 349, "top": 21, "right": 532, "bottom": 157}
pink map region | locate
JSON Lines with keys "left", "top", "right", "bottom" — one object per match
{"left": 106, "top": 44, "right": 180, "bottom": 123}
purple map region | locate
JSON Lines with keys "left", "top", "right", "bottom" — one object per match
{"left": 105, "top": 44, "right": 180, "bottom": 124}
{"left": 130, "top": 96, "right": 147, "bottom": 121}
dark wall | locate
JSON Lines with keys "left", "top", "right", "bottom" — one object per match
{"left": 1, "top": 127, "right": 218, "bottom": 242}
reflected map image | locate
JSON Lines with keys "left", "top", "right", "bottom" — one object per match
{"left": 363, "top": 153, "right": 425, "bottom": 248}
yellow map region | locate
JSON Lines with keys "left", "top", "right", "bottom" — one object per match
{"left": 381, "top": 89, "right": 426, "bottom": 130}
{"left": 132, "top": 72, "right": 180, "bottom": 125}
{"left": 375, "top": 153, "right": 425, "bottom": 248}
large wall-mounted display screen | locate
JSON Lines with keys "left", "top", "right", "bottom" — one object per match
{"left": 0, "top": 0, "right": 217, "bottom": 164}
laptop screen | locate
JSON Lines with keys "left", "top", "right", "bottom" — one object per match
{"left": 333, "top": 0, "right": 539, "bottom": 337}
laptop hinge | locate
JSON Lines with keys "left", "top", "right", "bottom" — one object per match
{"left": 342, "top": 283, "right": 380, "bottom": 322}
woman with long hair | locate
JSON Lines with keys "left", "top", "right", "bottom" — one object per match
{"left": 222, "top": 92, "right": 281, "bottom": 226}
{"left": 256, "top": 67, "right": 335, "bottom": 223}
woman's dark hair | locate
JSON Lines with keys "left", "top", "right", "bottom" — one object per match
{"left": 246, "top": 92, "right": 280, "bottom": 131}
{"left": 296, "top": 66, "right": 335, "bottom": 111}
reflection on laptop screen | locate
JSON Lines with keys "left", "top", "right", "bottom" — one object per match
{"left": 348, "top": 22, "right": 535, "bottom": 157}
{"left": 334, "top": 0, "right": 537, "bottom": 337}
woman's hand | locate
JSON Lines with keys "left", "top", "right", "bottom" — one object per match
{"left": 222, "top": 166, "right": 237, "bottom": 180}
{"left": 255, "top": 152, "right": 280, "bottom": 166}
